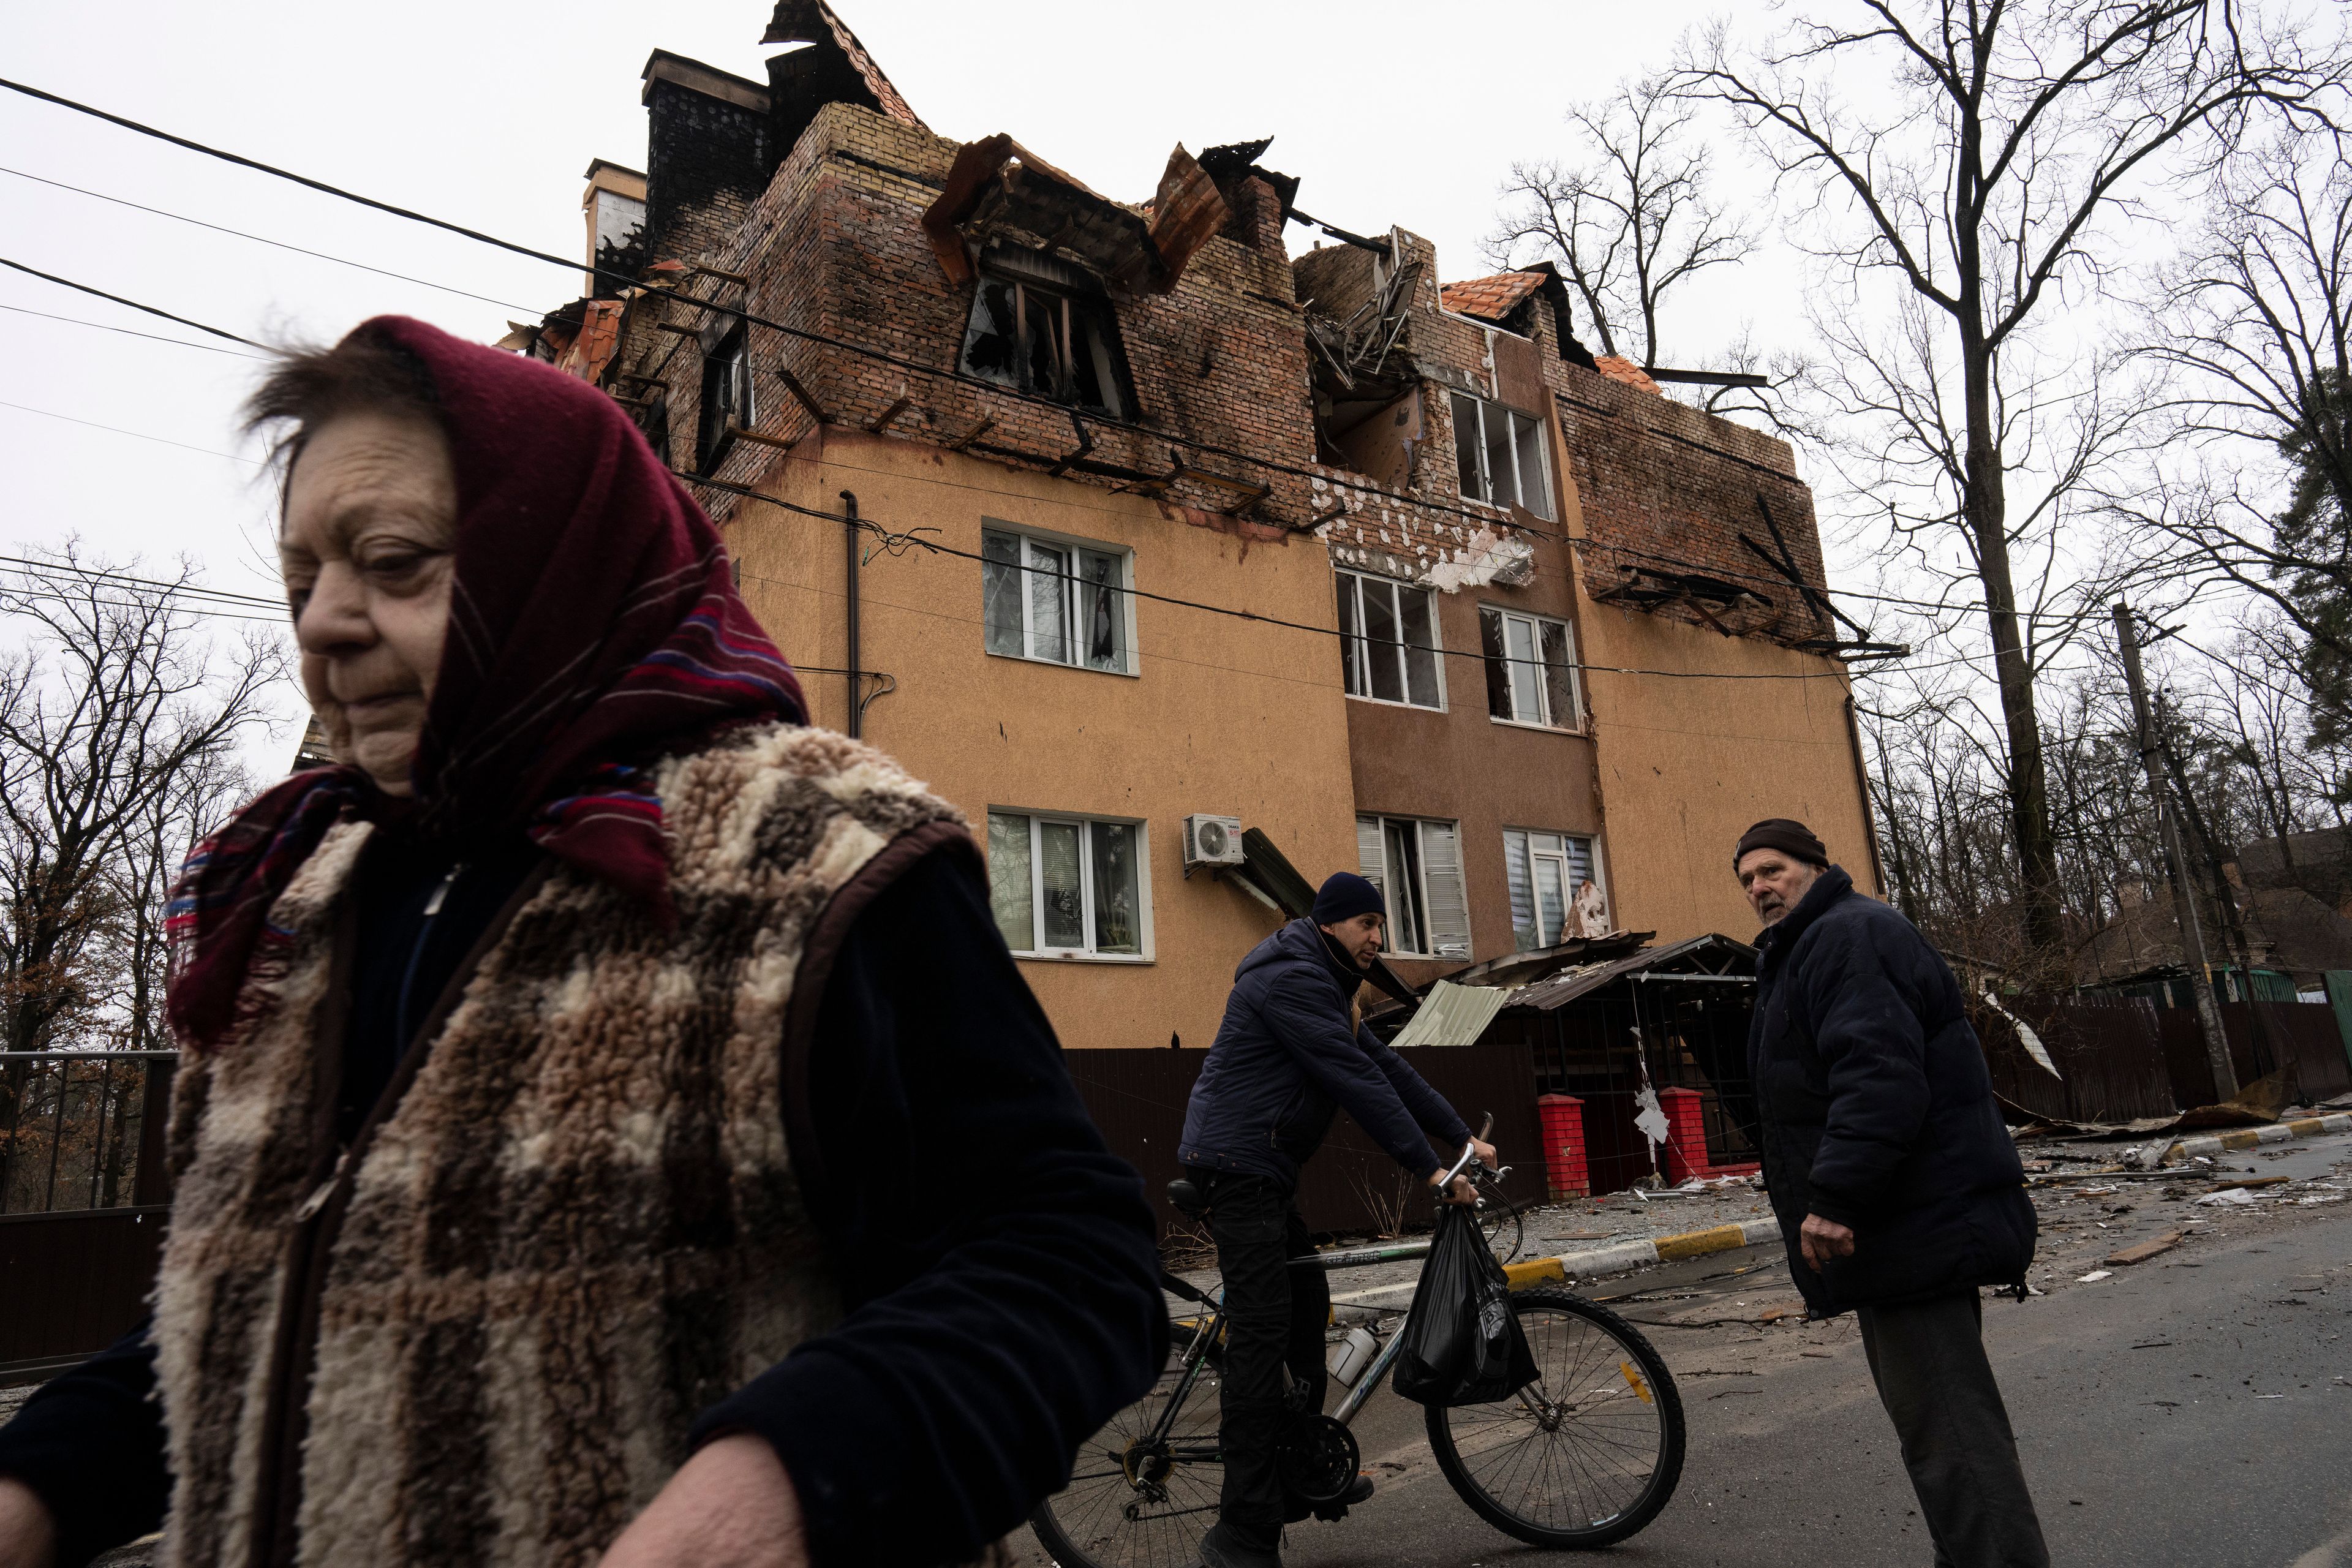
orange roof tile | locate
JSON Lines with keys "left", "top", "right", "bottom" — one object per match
{"left": 1439, "top": 271, "right": 1546, "bottom": 323}
{"left": 1593, "top": 355, "right": 1663, "bottom": 396}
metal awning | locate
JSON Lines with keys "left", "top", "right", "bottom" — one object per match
{"left": 1501, "top": 933, "right": 1758, "bottom": 1013}
{"left": 1385, "top": 979, "right": 1518, "bottom": 1048}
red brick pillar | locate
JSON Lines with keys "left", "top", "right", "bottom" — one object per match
{"left": 1536, "top": 1093, "right": 1589, "bottom": 1199}
{"left": 1660, "top": 1087, "right": 1710, "bottom": 1183}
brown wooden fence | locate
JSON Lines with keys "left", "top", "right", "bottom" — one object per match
{"left": 1973, "top": 993, "right": 2352, "bottom": 1121}
{"left": 1062, "top": 1042, "right": 1545, "bottom": 1238}
{"left": 0, "top": 1052, "right": 176, "bottom": 1383}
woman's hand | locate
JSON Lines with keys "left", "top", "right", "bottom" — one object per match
{"left": 595, "top": 1434, "right": 807, "bottom": 1568}
{"left": 0, "top": 1477, "right": 58, "bottom": 1568}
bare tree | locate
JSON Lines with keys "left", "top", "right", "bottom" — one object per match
{"left": 1489, "top": 75, "right": 1755, "bottom": 367}
{"left": 2118, "top": 123, "right": 2352, "bottom": 748}
{"left": 1679, "top": 1, "right": 2348, "bottom": 952}
{"left": 0, "top": 549, "right": 282, "bottom": 1055}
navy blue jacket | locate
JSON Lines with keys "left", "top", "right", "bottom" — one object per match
{"left": 1749, "top": 866, "right": 2036, "bottom": 1316}
{"left": 1180, "top": 919, "right": 1472, "bottom": 1188}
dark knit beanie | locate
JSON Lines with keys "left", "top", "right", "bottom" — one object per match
{"left": 1311, "top": 872, "right": 1386, "bottom": 925}
{"left": 1734, "top": 818, "right": 1829, "bottom": 869}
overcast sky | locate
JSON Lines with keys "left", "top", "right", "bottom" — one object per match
{"left": 0, "top": 0, "right": 1883, "bottom": 767}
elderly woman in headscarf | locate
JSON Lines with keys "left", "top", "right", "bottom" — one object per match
{"left": 0, "top": 319, "right": 1167, "bottom": 1568}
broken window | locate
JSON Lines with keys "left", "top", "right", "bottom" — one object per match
{"left": 1335, "top": 569, "right": 1443, "bottom": 709}
{"left": 1504, "top": 829, "right": 1602, "bottom": 952}
{"left": 1450, "top": 393, "right": 1552, "bottom": 518}
{"left": 1357, "top": 815, "right": 1470, "bottom": 959}
{"left": 696, "top": 325, "right": 753, "bottom": 470}
{"left": 987, "top": 810, "right": 1147, "bottom": 957}
{"left": 981, "top": 524, "right": 1131, "bottom": 674}
{"left": 959, "top": 247, "right": 1131, "bottom": 418}
{"left": 1479, "top": 606, "right": 1580, "bottom": 728}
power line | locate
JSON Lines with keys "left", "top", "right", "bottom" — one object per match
{"left": 0, "top": 255, "right": 258, "bottom": 347}
{"left": 0, "top": 556, "right": 285, "bottom": 611}
{"left": 0, "top": 163, "right": 543, "bottom": 315}
{"left": 0, "top": 396, "right": 260, "bottom": 464}
{"left": 0, "top": 300, "right": 265, "bottom": 358}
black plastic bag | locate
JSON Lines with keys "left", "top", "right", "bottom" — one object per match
{"left": 1390, "top": 1203, "right": 1540, "bottom": 1406}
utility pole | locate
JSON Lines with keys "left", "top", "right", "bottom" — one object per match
{"left": 2113, "top": 599, "right": 2237, "bottom": 1099}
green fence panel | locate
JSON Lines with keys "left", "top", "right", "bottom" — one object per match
{"left": 2326, "top": 972, "right": 2352, "bottom": 1071}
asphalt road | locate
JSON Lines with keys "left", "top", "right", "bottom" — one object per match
{"left": 1031, "top": 1143, "right": 2352, "bottom": 1568}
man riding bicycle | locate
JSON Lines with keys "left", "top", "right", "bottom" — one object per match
{"left": 1177, "top": 872, "right": 1496, "bottom": 1568}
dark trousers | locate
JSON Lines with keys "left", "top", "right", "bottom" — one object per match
{"left": 1856, "top": 1290, "right": 2049, "bottom": 1568}
{"left": 1200, "top": 1172, "right": 1329, "bottom": 1530}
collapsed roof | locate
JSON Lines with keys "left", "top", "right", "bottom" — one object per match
{"left": 922, "top": 134, "right": 1227, "bottom": 296}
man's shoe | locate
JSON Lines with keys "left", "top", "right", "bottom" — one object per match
{"left": 1199, "top": 1519, "right": 1284, "bottom": 1568}
{"left": 1309, "top": 1472, "right": 1375, "bottom": 1522}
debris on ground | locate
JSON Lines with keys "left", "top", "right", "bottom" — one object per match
{"left": 2105, "top": 1231, "right": 2184, "bottom": 1266}
{"left": 2196, "top": 1187, "right": 2256, "bottom": 1207}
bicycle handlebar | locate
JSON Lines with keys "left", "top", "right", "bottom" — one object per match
{"left": 1435, "top": 1110, "right": 1498, "bottom": 1191}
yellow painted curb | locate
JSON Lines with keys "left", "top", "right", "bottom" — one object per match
{"left": 1655, "top": 1223, "right": 1748, "bottom": 1262}
{"left": 1504, "top": 1257, "right": 1567, "bottom": 1289}
{"left": 2288, "top": 1117, "right": 2327, "bottom": 1137}
{"left": 2218, "top": 1129, "right": 2261, "bottom": 1150}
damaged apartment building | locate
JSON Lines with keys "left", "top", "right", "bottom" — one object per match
{"left": 510, "top": 0, "right": 1883, "bottom": 1053}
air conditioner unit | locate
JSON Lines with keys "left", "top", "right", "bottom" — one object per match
{"left": 1182, "top": 814, "right": 1245, "bottom": 868}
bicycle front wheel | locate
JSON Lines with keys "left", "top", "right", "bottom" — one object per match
{"left": 1030, "top": 1329, "right": 1223, "bottom": 1568}
{"left": 1425, "top": 1286, "right": 1686, "bottom": 1548}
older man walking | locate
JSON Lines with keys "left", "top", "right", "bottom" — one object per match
{"left": 1735, "top": 818, "right": 2047, "bottom": 1568}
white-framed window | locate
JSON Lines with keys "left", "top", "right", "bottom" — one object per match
{"left": 1335, "top": 569, "right": 1444, "bottom": 709}
{"left": 1450, "top": 393, "right": 1552, "bottom": 519}
{"left": 1357, "top": 815, "right": 1471, "bottom": 959}
{"left": 1479, "top": 605, "right": 1581, "bottom": 729}
{"left": 987, "top": 810, "right": 1148, "bottom": 959}
{"left": 1504, "top": 829, "right": 1603, "bottom": 951}
{"left": 982, "top": 525, "right": 1133, "bottom": 674}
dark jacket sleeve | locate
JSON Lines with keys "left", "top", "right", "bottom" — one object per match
{"left": 1361, "top": 1030, "right": 1473, "bottom": 1152}
{"left": 1261, "top": 967, "right": 1444, "bottom": 1178}
{"left": 690, "top": 847, "right": 1168, "bottom": 1568}
{"left": 1801, "top": 915, "right": 1932, "bottom": 1226}
{"left": 0, "top": 1322, "right": 170, "bottom": 1567}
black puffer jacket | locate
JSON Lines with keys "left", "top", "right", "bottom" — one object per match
{"left": 1749, "top": 866, "right": 2035, "bottom": 1316}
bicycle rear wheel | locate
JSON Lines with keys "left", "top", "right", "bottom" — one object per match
{"left": 1030, "top": 1327, "right": 1223, "bottom": 1568}
{"left": 1424, "top": 1287, "right": 1685, "bottom": 1548}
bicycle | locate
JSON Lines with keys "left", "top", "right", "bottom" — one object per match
{"left": 1030, "top": 1126, "right": 1686, "bottom": 1565}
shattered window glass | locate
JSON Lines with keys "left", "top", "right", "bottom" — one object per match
{"left": 1452, "top": 393, "right": 1488, "bottom": 503}
{"left": 1082, "top": 550, "right": 1124, "bottom": 673}
{"left": 1090, "top": 821, "right": 1140, "bottom": 954}
{"left": 1512, "top": 410, "right": 1553, "bottom": 519}
{"left": 987, "top": 811, "right": 1035, "bottom": 951}
{"left": 1038, "top": 820, "right": 1086, "bottom": 949}
{"left": 959, "top": 261, "right": 1129, "bottom": 418}
{"left": 982, "top": 531, "right": 1024, "bottom": 656}
{"left": 1453, "top": 393, "right": 1550, "bottom": 515}
{"left": 696, "top": 325, "right": 751, "bottom": 471}
{"left": 981, "top": 524, "right": 1130, "bottom": 673}
{"left": 1337, "top": 569, "right": 1442, "bottom": 709}
{"left": 1027, "top": 540, "right": 1072, "bottom": 665}
{"left": 1480, "top": 605, "right": 1579, "bottom": 728}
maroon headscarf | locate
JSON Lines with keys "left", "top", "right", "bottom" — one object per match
{"left": 167, "top": 316, "right": 805, "bottom": 1050}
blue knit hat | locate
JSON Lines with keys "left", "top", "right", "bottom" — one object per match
{"left": 1312, "top": 872, "right": 1385, "bottom": 925}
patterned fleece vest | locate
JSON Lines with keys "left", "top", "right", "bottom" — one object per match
{"left": 151, "top": 723, "right": 971, "bottom": 1568}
